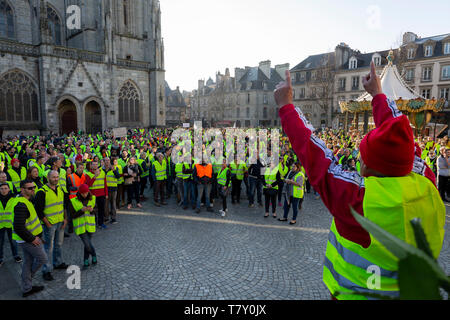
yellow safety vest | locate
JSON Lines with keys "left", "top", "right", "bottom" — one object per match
{"left": 0, "top": 197, "right": 16, "bottom": 229}
{"left": 39, "top": 185, "right": 65, "bottom": 225}
{"left": 292, "top": 171, "right": 305, "bottom": 199}
{"left": 71, "top": 196, "right": 97, "bottom": 236}
{"left": 323, "top": 173, "right": 445, "bottom": 300}
{"left": 7, "top": 167, "right": 27, "bottom": 191}
{"left": 12, "top": 197, "right": 43, "bottom": 241}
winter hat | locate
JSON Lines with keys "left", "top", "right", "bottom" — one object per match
{"left": 78, "top": 184, "right": 89, "bottom": 194}
{"left": 75, "top": 155, "right": 83, "bottom": 162}
{"left": 11, "top": 158, "right": 20, "bottom": 166}
{"left": 359, "top": 115, "right": 414, "bottom": 177}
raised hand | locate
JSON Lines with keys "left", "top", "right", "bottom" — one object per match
{"left": 362, "top": 61, "right": 382, "bottom": 97}
{"left": 274, "top": 70, "right": 293, "bottom": 108}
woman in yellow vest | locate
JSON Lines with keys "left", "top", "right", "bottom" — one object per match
{"left": 263, "top": 161, "right": 282, "bottom": 218}
{"left": 278, "top": 162, "right": 304, "bottom": 225}
{"left": 69, "top": 184, "right": 97, "bottom": 269}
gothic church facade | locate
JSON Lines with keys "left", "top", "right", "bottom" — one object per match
{"left": 0, "top": 0, "right": 165, "bottom": 136}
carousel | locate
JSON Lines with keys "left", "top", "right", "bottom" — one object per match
{"left": 339, "top": 50, "right": 446, "bottom": 136}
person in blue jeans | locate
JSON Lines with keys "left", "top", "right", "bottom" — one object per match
{"left": 278, "top": 162, "right": 304, "bottom": 225}
{"left": 182, "top": 164, "right": 196, "bottom": 210}
{"left": 0, "top": 182, "right": 22, "bottom": 266}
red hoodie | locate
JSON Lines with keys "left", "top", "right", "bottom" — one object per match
{"left": 279, "top": 93, "right": 436, "bottom": 248}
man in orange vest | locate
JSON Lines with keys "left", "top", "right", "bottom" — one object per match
{"left": 67, "top": 162, "right": 86, "bottom": 234}
{"left": 193, "top": 159, "right": 214, "bottom": 213}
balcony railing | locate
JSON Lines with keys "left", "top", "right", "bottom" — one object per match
{"left": 0, "top": 39, "right": 39, "bottom": 56}
{"left": 52, "top": 46, "right": 104, "bottom": 63}
{"left": 116, "top": 58, "right": 150, "bottom": 70}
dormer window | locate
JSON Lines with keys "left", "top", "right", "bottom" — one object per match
{"left": 407, "top": 48, "right": 415, "bottom": 59}
{"left": 424, "top": 45, "right": 433, "bottom": 57}
{"left": 444, "top": 42, "right": 450, "bottom": 55}
{"left": 349, "top": 57, "right": 357, "bottom": 70}
{"left": 372, "top": 53, "right": 382, "bottom": 67}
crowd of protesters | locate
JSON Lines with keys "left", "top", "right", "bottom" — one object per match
{"left": 0, "top": 125, "right": 448, "bottom": 297}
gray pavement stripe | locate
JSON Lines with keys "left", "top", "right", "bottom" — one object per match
{"left": 118, "top": 210, "right": 329, "bottom": 234}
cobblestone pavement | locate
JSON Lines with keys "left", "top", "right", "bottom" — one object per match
{"left": 1, "top": 189, "right": 450, "bottom": 300}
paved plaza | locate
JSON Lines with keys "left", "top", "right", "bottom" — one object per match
{"left": 1, "top": 191, "right": 450, "bottom": 300}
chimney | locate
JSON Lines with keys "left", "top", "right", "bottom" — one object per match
{"left": 275, "top": 63, "right": 290, "bottom": 80}
{"left": 234, "top": 67, "right": 246, "bottom": 82}
{"left": 402, "top": 32, "right": 418, "bottom": 45}
{"left": 259, "top": 60, "right": 271, "bottom": 79}
{"left": 198, "top": 80, "right": 205, "bottom": 91}
{"left": 335, "top": 43, "right": 351, "bottom": 69}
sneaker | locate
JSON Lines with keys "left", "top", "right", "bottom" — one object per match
{"left": 258, "top": 203, "right": 263, "bottom": 207}
{"left": 127, "top": 204, "right": 132, "bottom": 209}
{"left": 54, "top": 263, "right": 69, "bottom": 270}
{"left": 92, "top": 256, "right": 97, "bottom": 265}
{"left": 82, "top": 260, "right": 90, "bottom": 270}
{"left": 43, "top": 272, "right": 54, "bottom": 281}
{"left": 137, "top": 203, "right": 143, "bottom": 208}
{"left": 111, "top": 219, "right": 118, "bottom": 225}
{"left": 195, "top": 208, "right": 201, "bottom": 214}
{"left": 64, "top": 233, "right": 70, "bottom": 238}
{"left": 14, "top": 256, "right": 22, "bottom": 263}
{"left": 161, "top": 202, "right": 168, "bottom": 206}
{"left": 100, "top": 224, "right": 108, "bottom": 229}
{"left": 154, "top": 202, "right": 161, "bottom": 207}
{"left": 23, "top": 286, "right": 44, "bottom": 298}
{"left": 249, "top": 204, "right": 255, "bottom": 208}
{"left": 219, "top": 210, "right": 226, "bottom": 217}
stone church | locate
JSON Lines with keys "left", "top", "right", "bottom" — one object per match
{"left": 0, "top": 0, "right": 165, "bottom": 136}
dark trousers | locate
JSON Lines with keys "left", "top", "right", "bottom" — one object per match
{"left": 96, "top": 196, "right": 106, "bottom": 226}
{"left": 231, "top": 177, "right": 242, "bottom": 202}
{"left": 248, "top": 177, "right": 263, "bottom": 205}
{"left": 0, "top": 227, "right": 19, "bottom": 260}
{"left": 264, "top": 189, "right": 277, "bottom": 213}
{"left": 218, "top": 186, "right": 228, "bottom": 211}
{"left": 166, "top": 176, "right": 173, "bottom": 196}
{"left": 277, "top": 181, "right": 285, "bottom": 202}
{"left": 79, "top": 233, "right": 96, "bottom": 261}
{"left": 305, "top": 179, "right": 311, "bottom": 193}
{"left": 116, "top": 184, "right": 126, "bottom": 208}
{"left": 127, "top": 182, "right": 140, "bottom": 205}
{"left": 140, "top": 177, "right": 148, "bottom": 196}
{"left": 154, "top": 180, "right": 166, "bottom": 203}
{"left": 438, "top": 175, "right": 449, "bottom": 200}
{"left": 283, "top": 196, "right": 303, "bottom": 221}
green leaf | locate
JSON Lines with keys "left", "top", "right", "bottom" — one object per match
{"left": 398, "top": 254, "right": 442, "bottom": 300}
{"left": 349, "top": 207, "right": 450, "bottom": 287}
{"left": 410, "top": 218, "right": 434, "bottom": 260}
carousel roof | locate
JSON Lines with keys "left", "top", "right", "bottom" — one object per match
{"left": 340, "top": 50, "right": 445, "bottom": 114}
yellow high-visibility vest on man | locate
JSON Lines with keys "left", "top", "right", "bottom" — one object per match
{"left": 38, "top": 185, "right": 65, "bottom": 225}
{"left": 153, "top": 159, "right": 167, "bottom": 181}
{"left": 276, "top": 62, "right": 445, "bottom": 299}
{"left": 7, "top": 165, "right": 27, "bottom": 191}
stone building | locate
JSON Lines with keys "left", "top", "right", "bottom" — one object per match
{"left": 190, "top": 61, "right": 289, "bottom": 128}
{"left": 0, "top": 0, "right": 165, "bottom": 137}
{"left": 165, "top": 82, "right": 187, "bottom": 127}
{"left": 290, "top": 32, "right": 450, "bottom": 131}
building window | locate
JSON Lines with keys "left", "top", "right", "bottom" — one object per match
{"left": 424, "top": 45, "right": 433, "bottom": 57}
{"left": 0, "top": 70, "right": 40, "bottom": 124}
{"left": 292, "top": 90, "right": 295, "bottom": 100}
{"left": 349, "top": 58, "right": 357, "bottom": 70}
{"left": 246, "top": 107, "right": 250, "bottom": 118}
{"left": 373, "top": 55, "right": 381, "bottom": 66}
{"left": 263, "top": 94, "right": 268, "bottom": 104}
{"left": 47, "top": 5, "right": 62, "bottom": 46}
{"left": 263, "top": 107, "right": 267, "bottom": 119}
{"left": 247, "top": 93, "right": 250, "bottom": 104}
{"left": 236, "top": 108, "right": 240, "bottom": 118}
{"left": 351, "top": 76, "right": 359, "bottom": 90}
{"left": 123, "top": 0, "right": 128, "bottom": 26}
{"left": 441, "top": 65, "right": 450, "bottom": 80}
{"left": 311, "top": 87, "right": 316, "bottom": 98}
{"left": 405, "top": 68, "right": 415, "bottom": 81}
{"left": 338, "top": 78, "right": 346, "bottom": 91}
{"left": 444, "top": 43, "right": 450, "bottom": 55}
{"left": 118, "top": 81, "right": 140, "bottom": 123}
{"left": 0, "top": 0, "right": 14, "bottom": 39}
{"left": 407, "top": 48, "right": 415, "bottom": 59}
{"left": 295, "top": 73, "right": 301, "bottom": 83}
{"left": 421, "top": 89, "right": 431, "bottom": 99}
{"left": 422, "top": 66, "right": 432, "bottom": 81}
{"left": 440, "top": 88, "right": 449, "bottom": 100}
{"left": 300, "top": 88, "right": 305, "bottom": 98}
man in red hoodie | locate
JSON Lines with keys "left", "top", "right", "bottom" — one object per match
{"left": 275, "top": 62, "right": 445, "bottom": 300}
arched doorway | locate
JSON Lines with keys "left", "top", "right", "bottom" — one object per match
{"left": 85, "top": 100, "right": 102, "bottom": 134}
{"left": 58, "top": 99, "right": 78, "bottom": 135}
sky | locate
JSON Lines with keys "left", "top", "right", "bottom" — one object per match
{"left": 161, "top": 0, "right": 450, "bottom": 91}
